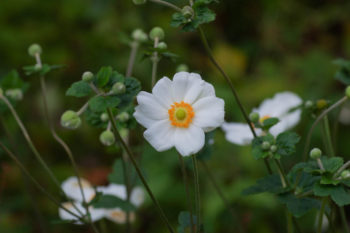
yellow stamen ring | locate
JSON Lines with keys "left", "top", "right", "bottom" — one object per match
{"left": 168, "top": 101, "right": 195, "bottom": 128}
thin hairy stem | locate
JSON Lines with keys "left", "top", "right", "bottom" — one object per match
{"left": 149, "top": 0, "right": 182, "bottom": 11}
{"left": 126, "top": 41, "right": 139, "bottom": 77}
{"left": 274, "top": 159, "right": 289, "bottom": 188}
{"left": 334, "top": 160, "right": 350, "bottom": 178}
{"left": 106, "top": 108, "right": 175, "bottom": 233}
{"left": 0, "top": 141, "right": 85, "bottom": 222}
{"left": 340, "top": 206, "right": 350, "bottom": 233}
{"left": 200, "top": 160, "right": 243, "bottom": 233}
{"left": 317, "top": 198, "right": 327, "bottom": 233}
{"left": 322, "top": 116, "right": 334, "bottom": 157}
{"left": 178, "top": 154, "right": 195, "bottom": 233}
{"left": 302, "top": 96, "right": 348, "bottom": 161}
{"left": 191, "top": 155, "right": 200, "bottom": 233}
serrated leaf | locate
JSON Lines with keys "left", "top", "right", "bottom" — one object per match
{"left": 320, "top": 173, "right": 341, "bottom": 185}
{"left": 96, "top": 66, "right": 112, "bottom": 88}
{"left": 331, "top": 186, "right": 350, "bottom": 206}
{"left": 117, "top": 77, "right": 141, "bottom": 108}
{"left": 322, "top": 157, "right": 344, "bottom": 173}
{"left": 251, "top": 134, "right": 275, "bottom": 159}
{"left": 66, "top": 80, "right": 93, "bottom": 97}
{"left": 92, "top": 194, "right": 136, "bottom": 211}
{"left": 275, "top": 131, "right": 300, "bottom": 157}
{"left": 88, "top": 95, "right": 120, "bottom": 112}
{"left": 278, "top": 193, "right": 320, "bottom": 217}
{"left": 242, "top": 174, "right": 286, "bottom": 195}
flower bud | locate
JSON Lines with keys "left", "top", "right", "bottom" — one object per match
{"left": 157, "top": 42, "right": 167, "bottom": 50}
{"left": 346, "top": 86, "right": 350, "bottom": 98}
{"left": 249, "top": 112, "right": 260, "bottom": 123}
{"left": 100, "top": 113, "right": 109, "bottom": 122}
{"left": 149, "top": 27, "right": 164, "bottom": 41}
{"left": 316, "top": 99, "right": 328, "bottom": 110}
{"left": 132, "top": 29, "right": 148, "bottom": 43}
{"left": 261, "top": 141, "right": 271, "bottom": 150}
{"left": 304, "top": 100, "right": 313, "bottom": 109}
{"left": 82, "top": 71, "right": 94, "bottom": 82}
{"left": 5, "top": 89, "right": 23, "bottom": 101}
{"left": 182, "top": 6, "right": 194, "bottom": 19}
{"left": 310, "top": 148, "right": 322, "bottom": 159}
{"left": 176, "top": 64, "right": 189, "bottom": 72}
{"left": 341, "top": 170, "right": 350, "bottom": 179}
{"left": 111, "top": 82, "right": 126, "bottom": 94}
{"left": 117, "top": 112, "right": 130, "bottom": 122}
{"left": 270, "top": 145, "right": 277, "bottom": 153}
{"left": 61, "top": 110, "right": 82, "bottom": 130}
{"left": 28, "top": 43, "right": 42, "bottom": 57}
{"left": 133, "top": 0, "right": 146, "bottom": 5}
{"left": 100, "top": 130, "right": 115, "bottom": 146}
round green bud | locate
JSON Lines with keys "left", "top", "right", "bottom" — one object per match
{"left": 176, "top": 64, "right": 189, "bottom": 72}
{"left": 310, "top": 148, "right": 322, "bottom": 159}
{"left": 5, "top": 89, "right": 23, "bottom": 101}
{"left": 82, "top": 71, "right": 94, "bottom": 82}
{"left": 249, "top": 112, "right": 260, "bottom": 123}
{"left": 133, "top": 0, "right": 146, "bottom": 5}
{"left": 61, "top": 110, "right": 82, "bottom": 130}
{"left": 270, "top": 145, "right": 277, "bottom": 153}
{"left": 28, "top": 43, "right": 42, "bottom": 57}
{"left": 117, "top": 112, "right": 130, "bottom": 123}
{"left": 149, "top": 27, "right": 165, "bottom": 41}
{"left": 132, "top": 29, "right": 148, "bottom": 43}
{"left": 316, "top": 99, "right": 328, "bottom": 110}
{"left": 346, "top": 86, "right": 350, "bottom": 98}
{"left": 182, "top": 6, "right": 194, "bottom": 19}
{"left": 100, "top": 113, "right": 109, "bottom": 122}
{"left": 111, "top": 82, "right": 126, "bottom": 94}
{"left": 262, "top": 141, "right": 271, "bottom": 150}
{"left": 157, "top": 42, "right": 167, "bottom": 50}
{"left": 304, "top": 100, "right": 313, "bottom": 109}
{"left": 341, "top": 170, "right": 350, "bottom": 179}
{"left": 100, "top": 130, "right": 115, "bottom": 146}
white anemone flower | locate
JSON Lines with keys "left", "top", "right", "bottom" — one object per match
{"left": 59, "top": 201, "right": 105, "bottom": 224}
{"left": 222, "top": 92, "right": 302, "bottom": 145}
{"left": 133, "top": 72, "right": 225, "bottom": 156}
{"left": 61, "top": 176, "right": 96, "bottom": 202}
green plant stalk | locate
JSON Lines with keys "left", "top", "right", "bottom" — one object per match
{"left": 151, "top": 37, "right": 160, "bottom": 87}
{"left": 126, "top": 41, "right": 139, "bottom": 77}
{"left": 191, "top": 154, "right": 200, "bottom": 233}
{"left": 332, "top": 102, "right": 345, "bottom": 155}
{"left": 106, "top": 108, "right": 175, "bottom": 233}
{"left": 200, "top": 160, "right": 243, "bottom": 233}
{"left": 302, "top": 96, "right": 348, "bottom": 162}
{"left": 0, "top": 141, "right": 86, "bottom": 222}
{"left": 178, "top": 154, "right": 195, "bottom": 233}
{"left": 287, "top": 211, "right": 293, "bottom": 233}
{"left": 340, "top": 206, "right": 350, "bottom": 233}
{"left": 274, "top": 159, "right": 289, "bottom": 188}
{"left": 322, "top": 115, "right": 334, "bottom": 157}
{"left": 149, "top": 0, "right": 182, "bottom": 11}
{"left": 317, "top": 198, "right": 327, "bottom": 233}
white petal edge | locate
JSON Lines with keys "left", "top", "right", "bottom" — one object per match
{"left": 221, "top": 122, "right": 255, "bottom": 146}
{"left": 61, "top": 177, "right": 96, "bottom": 203}
{"left": 151, "top": 77, "right": 174, "bottom": 108}
{"left": 144, "top": 119, "right": 175, "bottom": 152}
{"left": 174, "top": 125, "right": 205, "bottom": 156}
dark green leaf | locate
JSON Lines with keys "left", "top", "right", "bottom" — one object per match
{"left": 275, "top": 131, "right": 300, "bottom": 157}
{"left": 333, "top": 58, "right": 350, "bottom": 85}
{"left": 322, "top": 157, "right": 344, "bottom": 173}
{"left": 66, "top": 80, "right": 93, "bottom": 97}
{"left": 242, "top": 174, "right": 285, "bottom": 195}
{"left": 96, "top": 66, "right": 113, "bottom": 88}
{"left": 262, "top": 117, "right": 280, "bottom": 130}
{"left": 89, "top": 95, "right": 121, "bottom": 112}
{"left": 92, "top": 195, "right": 136, "bottom": 211}
{"left": 251, "top": 134, "right": 275, "bottom": 160}
{"left": 117, "top": 77, "right": 141, "bottom": 108}
{"left": 278, "top": 193, "right": 320, "bottom": 217}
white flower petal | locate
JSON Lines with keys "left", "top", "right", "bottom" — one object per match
{"left": 174, "top": 125, "right": 205, "bottom": 156}
{"left": 59, "top": 202, "right": 104, "bottom": 224}
{"left": 183, "top": 78, "right": 206, "bottom": 104}
{"left": 144, "top": 119, "right": 175, "bottom": 152}
{"left": 270, "top": 109, "right": 301, "bottom": 136}
{"left": 133, "top": 106, "right": 158, "bottom": 128}
{"left": 61, "top": 177, "right": 96, "bottom": 203}
{"left": 152, "top": 77, "right": 174, "bottom": 108}
{"left": 130, "top": 187, "right": 145, "bottom": 207}
{"left": 221, "top": 122, "right": 255, "bottom": 146}
{"left": 96, "top": 184, "right": 126, "bottom": 200}
{"left": 199, "top": 82, "right": 215, "bottom": 98}
{"left": 256, "top": 92, "right": 302, "bottom": 117}
{"left": 172, "top": 72, "right": 190, "bottom": 102}
{"left": 192, "top": 96, "right": 225, "bottom": 131}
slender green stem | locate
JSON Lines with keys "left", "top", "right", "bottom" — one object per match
{"left": 178, "top": 154, "right": 195, "bottom": 233}
{"left": 274, "top": 159, "right": 289, "bottom": 188}
{"left": 340, "top": 206, "right": 350, "bottom": 233}
{"left": 302, "top": 96, "right": 348, "bottom": 162}
{"left": 322, "top": 116, "right": 334, "bottom": 157}
{"left": 0, "top": 141, "right": 85, "bottom": 222}
{"left": 200, "top": 160, "right": 243, "bottom": 233}
{"left": 332, "top": 102, "right": 345, "bottom": 155}
{"left": 149, "top": 0, "right": 182, "bottom": 11}
{"left": 106, "top": 108, "right": 175, "bottom": 233}
{"left": 120, "top": 152, "right": 131, "bottom": 233}
{"left": 126, "top": 41, "right": 139, "bottom": 77}
{"left": 317, "top": 198, "right": 327, "bottom": 233}
{"left": 151, "top": 37, "right": 160, "bottom": 87}
{"left": 191, "top": 155, "right": 200, "bottom": 233}
{"left": 287, "top": 211, "right": 293, "bottom": 233}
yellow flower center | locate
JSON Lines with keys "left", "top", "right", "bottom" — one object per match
{"left": 259, "top": 115, "right": 271, "bottom": 124}
{"left": 168, "top": 101, "right": 195, "bottom": 128}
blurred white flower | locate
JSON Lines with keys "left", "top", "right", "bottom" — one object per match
{"left": 222, "top": 92, "right": 302, "bottom": 145}
{"left": 133, "top": 72, "right": 225, "bottom": 156}
{"left": 339, "top": 103, "right": 350, "bottom": 125}
{"left": 59, "top": 201, "right": 105, "bottom": 224}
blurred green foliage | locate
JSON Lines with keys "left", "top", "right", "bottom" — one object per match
{"left": 1, "top": 0, "right": 350, "bottom": 232}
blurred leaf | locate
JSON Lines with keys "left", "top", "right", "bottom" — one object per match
{"left": 333, "top": 59, "right": 350, "bottom": 85}
{"left": 96, "top": 66, "right": 113, "bottom": 88}
{"left": 66, "top": 80, "right": 93, "bottom": 97}
{"left": 314, "top": 183, "right": 350, "bottom": 206}
{"left": 262, "top": 117, "right": 279, "bottom": 130}
{"left": 88, "top": 95, "right": 120, "bottom": 112}
{"left": 278, "top": 193, "right": 319, "bottom": 217}
{"left": 22, "top": 64, "right": 64, "bottom": 76}
{"left": 242, "top": 174, "right": 286, "bottom": 195}
{"left": 92, "top": 194, "right": 136, "bottom": 211}
{"left": 275, "top": 131, "right": 300, "bottom": 157}
{"left": 251, "top": 133, "right": 275, "bottom": 159}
